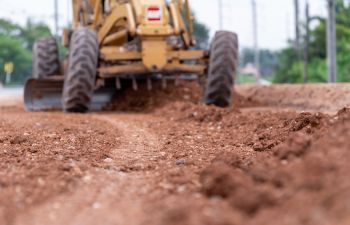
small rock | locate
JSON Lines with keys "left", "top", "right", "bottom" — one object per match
{"left": 104, "top": 158, "right": 113, "bottom": 163}
{"left": 92, "top": 202, "right": 101, "bottom": 209}
{"left": 159, "top": 182, "right": 174, "bottom": 190}
{"left": 177, "top": 185, "right": 186, "bottom": 193}
{"left": 176, "top": 159, "right": 186, "bottom": 166}
{"left": 83, "top": 175, "right": 92, "bottom": 183}
{"left": 38, "top": 178, "right": 45, "bottom": 186}
{"left": 281, "top": 160, "right": 288, "bottom": 165}
{"left": 73, "top": 166, "right": 83, "bottom": 175}
{"left": 67, "top": 146, "right": 76, "bottom": 150}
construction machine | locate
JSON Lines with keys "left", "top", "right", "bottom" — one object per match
{"left": 24, "top": 0, "right": 239, "bottom": 112}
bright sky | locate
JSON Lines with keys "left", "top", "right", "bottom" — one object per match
{"left": 0, "top": 0, "right": 328, "bottom": 50}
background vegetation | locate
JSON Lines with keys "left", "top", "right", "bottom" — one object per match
{"left": 240, "top": 0, "right": 350, "bottom": 84}
{"left": 274, "top": 0, "right": 350, "bottom": 83}
{"left": 0, "top": 19, "right": 52, "bottom": 84}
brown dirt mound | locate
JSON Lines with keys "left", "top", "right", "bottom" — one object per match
{"left": 237, "top": 83, "right": 350, "bottom": 112}
{"left": 144, "top": 89, "right": 348, "bottom": 225}
{"left": 105, "top": 81, "right": 201, "bottom": 112}
{"left": 105, "top": 81, "right": 261, "bottom": 112}
{"left": 194, "top": 108, "right": 350, "bottom": 225}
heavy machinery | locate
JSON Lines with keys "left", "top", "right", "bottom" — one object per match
{"left": 24, "top": 0, "right": 238, "bottom": 112}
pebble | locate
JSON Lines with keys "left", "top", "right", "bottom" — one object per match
{"left": 281, "top": 160, "right": 288, "bottom": 165}
{"left": 37, "top": 177, "right": 45, "bottom": 186}
{"left": 92, "top": 202, "right": 102, "bottom": 209}
{"left": 176, "top": 159, "right": 186, "bottom": 166}
{"left": 104, "top": 158, "right": 113, "bottom": 163}
{"left": 83, "top": 175, "right": 92, "bottom": 183}
{"left": 177, "top": 185, "right": 186, "bottom": 193}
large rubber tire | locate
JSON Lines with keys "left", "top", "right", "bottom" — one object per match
{"left": 204, "top": 31, "right": 238, "bottom": 107}
{"left": 32, "top": 38, "right": 60, "bottom": 79}
{"left": 62, "top": 28, "right": 99, "bottom": 113}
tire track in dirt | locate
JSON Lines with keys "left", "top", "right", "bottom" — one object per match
{"left": 13, "top": 113, "right": 163, "bottom": 225}
{"left": 96, "top": 114, "right": 162, "bottom": 168}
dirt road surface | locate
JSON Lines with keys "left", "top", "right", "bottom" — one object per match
{"left": 1, "top": 82, "right": 350, "bottom": 225}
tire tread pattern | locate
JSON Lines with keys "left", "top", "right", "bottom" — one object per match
{"left": 62, "top": 28, "right": 98, "bottom": 113}
{"left": 32, "top": 38, "right": 60, "bottom": 78}
{"left": 204, "top": 31, "right": 239, "bottom": 107}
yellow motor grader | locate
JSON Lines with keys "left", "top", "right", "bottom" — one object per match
{"left": 24, "top": 0, "right": 238, "bottom": 112}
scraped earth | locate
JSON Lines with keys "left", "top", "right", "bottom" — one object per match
{"left": 1, "top": 82, "right": 350, "bottom": 225}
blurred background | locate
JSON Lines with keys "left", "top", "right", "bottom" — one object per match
{"left": 0, "top": 0, "right": 349, "bottom": 86}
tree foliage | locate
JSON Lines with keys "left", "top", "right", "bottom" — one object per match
{"left": 181, "top": 10, "right": 210, "bottom": 49}
{"left": 274, "top": 0, "right": 350, "bottom": 83}
{"left": 0, "top": 19, "right": 52, "bottom": 84}
{"left": 192, "top": 16, "right": 210, "bottom": 49}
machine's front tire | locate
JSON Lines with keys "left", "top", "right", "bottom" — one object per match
{"left": 32, "top": 37, "right": 60, "bottom": 79}
{"left": 204, "top": 31, "right": 238, "bottom": 107}
{"left": 62, "top": 28, "right": 99, "bottom": 113}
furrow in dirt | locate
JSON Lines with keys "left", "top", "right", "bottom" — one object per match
{"left": 12, "top": 113, "right": 164, "bottom": 225}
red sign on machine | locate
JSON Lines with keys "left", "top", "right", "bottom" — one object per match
{"left": 146, "top": 6, "right": 162, "bottom": 21}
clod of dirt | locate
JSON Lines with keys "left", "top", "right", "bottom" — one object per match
{"left": 211, "top": 152, "right": 247, "bottom": 170}
{"left": 228, "top": 188, "right": 277, "bottom": 215}
{"left": 9, "top": 135, "right": 28, "bottom": 144}
{"left": 200, "top": 162, "right": 277, "bottom": 215}
{"left": 200, "top": 162, "right": 252, "bottom": 198}
{"left": 337, "top": 107, "right": 350, "bottom": 121}
{"left": 184, "top": 104, "right": 239, "bottom": 123}
{"left": 274, "top": 132, "right": 312, "bottom": 160}
{"left": 288, "top": 112, "right": 327, "bottom": 132}
{"left": 154, "top": 199, "right": 244, "bottom": 225}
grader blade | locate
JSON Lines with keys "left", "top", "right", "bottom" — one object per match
{"left": 24, "top": 78, "right": 115, "bottom": 112}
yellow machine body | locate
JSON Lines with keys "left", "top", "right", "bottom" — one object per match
{"left": 26, "top": 0, "right": 239, "bottom": 113}
{"left": 64, "top": 0, "right": 207, "bottom": 78}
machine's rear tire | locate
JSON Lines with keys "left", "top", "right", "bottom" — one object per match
{"left": 62, "top": 28, "right": 99, "bottom": 113}
{"left": 32, "top": 37, "right": 60, "bottom": 79}
{"left": 204, "top": 31, "right": 238, "bottom": 107}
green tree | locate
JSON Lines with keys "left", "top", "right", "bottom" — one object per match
{"left": 274, "top": 0, "right": 350, "bottom": 83}
{"left": 181, "top": 10, "right": 210, "bottom": 49}
{"left": 0, "top": 36, "right": 32, "bottom": 84}
{"left": 0, "top": 19, "right": 52, "bottom": 85}
{"left": 193, "top": 17, "right": 210, "bottom": 49}
{"left": 20, "top": 20, "right": 52, "bottom": 51}
{"left": 0, "top": 19, "right": 22, "bottom": 37}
